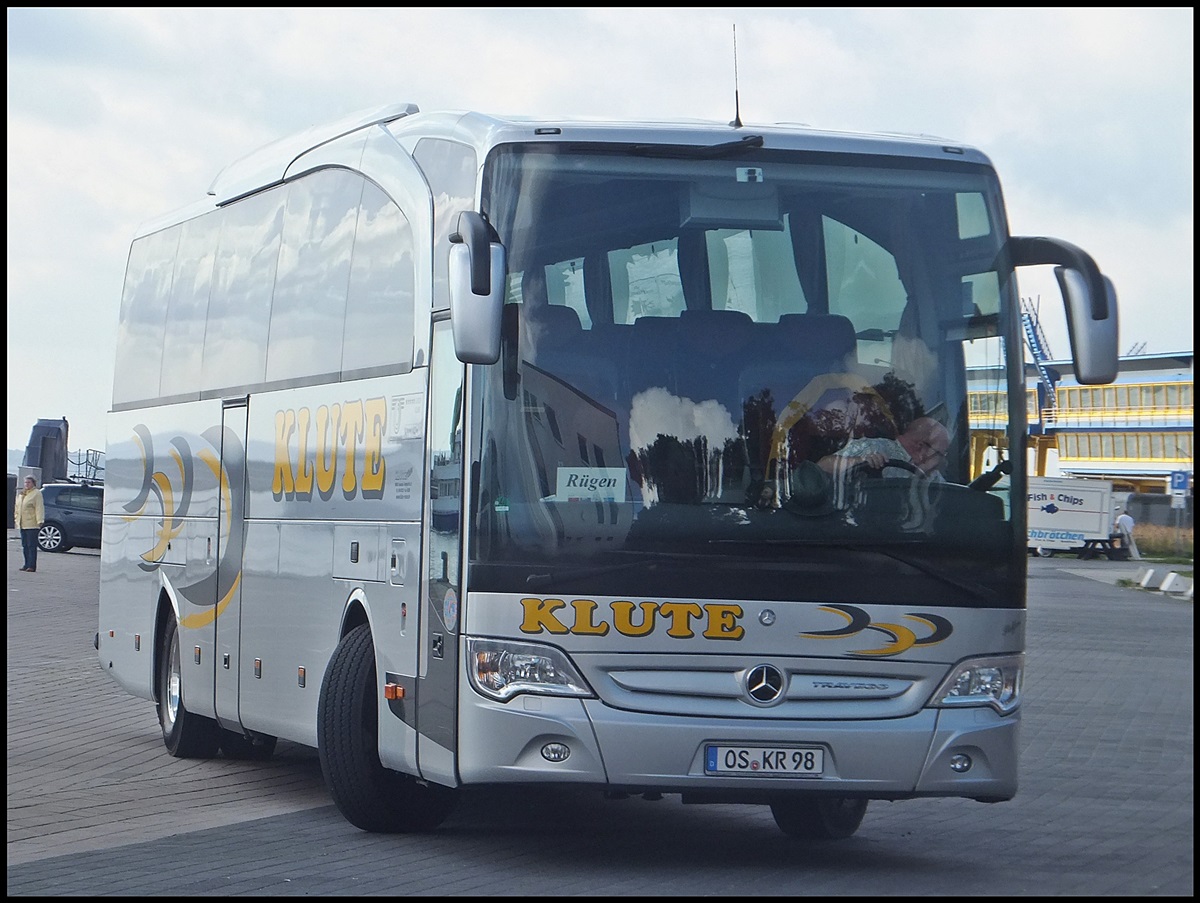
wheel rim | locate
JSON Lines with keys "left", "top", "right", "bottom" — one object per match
{"left": 165, "top": 633, "right": 182, "bottom": 729}
{"left": 38, "top": 525, "right": 62, "bottom": 550}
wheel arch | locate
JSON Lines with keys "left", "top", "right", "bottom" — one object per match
{"left": 340, "top": 587, "right": 372, "bottom": 640}
{"left": 152, "top": 587, "right": 178, "bottom": 705}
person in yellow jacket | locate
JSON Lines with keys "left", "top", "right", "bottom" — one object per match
{"left": 15, "top": 475, "right": 45, "bottom": 572}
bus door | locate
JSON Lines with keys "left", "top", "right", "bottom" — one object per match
{"left": 417, "top": 319, "right": 465, "bottom": 784}
{"left": 213, "top": 396, "right": 250, "bottom": 731}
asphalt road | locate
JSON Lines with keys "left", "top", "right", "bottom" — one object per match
{"left": 6, "top": 531, "right": 1193, "bottom": 896}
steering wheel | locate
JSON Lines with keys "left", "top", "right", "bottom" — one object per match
{"left": 848, "top": 457, "right": 922, "bottom": 479}
{"left": 967, "top": 459, "right": 1012, "bottom": 492}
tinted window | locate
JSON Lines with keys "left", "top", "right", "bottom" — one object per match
{"left": 412, "top": 138, "right": 477, "bottom": 309}
{"left": 112, "top": 227, "right": 180, "bottom": 405}
{"left": 342, "top": 181, "right": 416, "bottom": 375}
{"left": 44, "top": 485, "right": 103, "bottom": 511}
{"left": 267, "top": 169, "right": 361, "bottom": 383}
{"left": 116, "top": 168, "right": 420, "bottom": 406}
{"left": 71, "top": 487, "right": 104, "bottom": 512}
{"left": 202, "top": 188, "right": 285, "bottom": 393}
{"left": 160, "top": 216, "right": 216, "bottom": 399}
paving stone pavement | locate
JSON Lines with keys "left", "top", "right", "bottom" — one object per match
{"left": 6, "top": 532, "right": 1193, "bottom": 896}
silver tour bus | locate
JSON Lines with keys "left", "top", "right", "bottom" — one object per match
{"left": 98, "top": 103, "right": 1118, "bottom": 839}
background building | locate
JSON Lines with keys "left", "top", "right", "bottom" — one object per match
{"left": 1039, "top": 350, "right": 1193, "bottom": 494}
{"left": 967, "top": 303, "right": 1193, "bottom": 529}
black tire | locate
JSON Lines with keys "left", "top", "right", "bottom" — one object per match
{"left": 1036, "top": 547, "right": 1054, "bottom": 558}
{"left": 770, "top": 796, "right": 868, "bottom": 840}
{"left": 157, "top": 617, "right": 221, "bottom": 758}
{"left": 220, "top": 729, "right": 278, "bottom": 760}
{"left": 37, "top": 522, "right": 71, "bottom": 553}
{"left": 318, "top": 624, "right": 457, "bottom": 832}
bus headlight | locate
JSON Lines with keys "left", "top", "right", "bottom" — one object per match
{"left": 930, "top": 654, "right": 1023, "bottom": 715}
{"left": 467, "top": 638, "right": 594, "bottom": 702}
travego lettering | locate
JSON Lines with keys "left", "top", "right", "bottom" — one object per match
{"left": 520, "top": 597, "right": 745, "bottom": 640}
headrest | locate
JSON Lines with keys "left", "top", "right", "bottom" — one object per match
{"left": 528, "top": 304, "right": 581, "bottom": 335}
{"left": 681, "top": 308, "right": 754, "bottom": 327}
{"left": 777, "top": 313, "right": 856, "bottom": 353}
{"left": 522, "top": 267, "right": 548, "bottom": 306}
{"left": 679, "top": 308, "right": 755, "bottom": 352}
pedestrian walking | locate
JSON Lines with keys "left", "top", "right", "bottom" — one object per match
{"left": 1114, "top": 509, "right": 1141, "bottom": 560}
{"left": 15, "top": 474, "right": 46, "bottom": 572}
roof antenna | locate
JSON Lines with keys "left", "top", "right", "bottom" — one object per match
{"left": 731, "top": 23, "right": 743, "bottom": 128}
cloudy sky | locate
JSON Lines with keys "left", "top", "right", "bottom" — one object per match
{"left": 6, "top": 7, "right": 1193, "bottom": 454}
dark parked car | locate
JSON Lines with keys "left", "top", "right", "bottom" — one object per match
{"left": 37, "top": 482, "right": 104, "bottom": 553}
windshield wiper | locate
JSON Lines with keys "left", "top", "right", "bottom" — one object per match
{"left": 629, "top": 134, "right": 765, "bottom": 159}
{"left": 707, "top": 538, "right": 999, "bottom": 604}
{"left": 525, "top": 560, "right": 657, "bottom": 590}
{"left": 860, "top": 546, "right": 1001, "bottom": 604}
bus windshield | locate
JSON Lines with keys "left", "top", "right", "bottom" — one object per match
{"left": 471, "top": 143, "right": 1023, "bottom": 608}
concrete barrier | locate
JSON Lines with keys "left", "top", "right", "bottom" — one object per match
{"left": 1137, "top": 567, "right": 1163, "bottom": 589}
{"left": 1159, "top": 572, "right": 1193, "bottom": 596}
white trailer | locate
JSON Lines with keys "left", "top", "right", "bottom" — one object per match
{"left": 1027, "top": 477, "right": 1116, "bottom": 557}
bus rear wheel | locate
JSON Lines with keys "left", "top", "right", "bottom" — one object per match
{"left": 318, "top": 624, "right": 457, "bottom": 833}
{"left": 770, "top": 796, "right": 868, "bottom": 840}
{"left": 157, "top": 616, "right": 221, "bottom": 758}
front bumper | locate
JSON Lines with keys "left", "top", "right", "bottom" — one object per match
{"left": 456, "top": 692, "right": 1018, "bottom": 801}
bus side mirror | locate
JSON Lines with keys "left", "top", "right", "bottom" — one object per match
{"left": 1055, "top": 267, "right": 1118, "bottom": 385}
{"left": 1007, "top": 236, "right": 1119, "bottom": 385}
{"left": 448, "top": 211, "right": 505, "bottom": 364}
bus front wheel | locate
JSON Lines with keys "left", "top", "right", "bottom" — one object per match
{"left": 157, "top": 617, "right": 221, "bottom": 758}
{"left": 770, "top": 796, "right": 868, "bottom": 840}
{"left": 318, "top": 623, "right": 457, "bottom": 832}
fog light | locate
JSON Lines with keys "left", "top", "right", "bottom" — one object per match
{"left": 949, "top": 753, "right": 972, "bottom": 773}
{"left": 541, "top": 742, "right": 571, "bottom": 763}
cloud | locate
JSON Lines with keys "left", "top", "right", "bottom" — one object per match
{"left": 629, "top": 386, "right": 740, "bottom": 454}
{"left": 5, "top": 8, "right": 1193, "bottom": 453}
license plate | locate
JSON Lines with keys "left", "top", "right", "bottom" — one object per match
{"left": 705, "top": 745, "right": 824, "bottom": 776}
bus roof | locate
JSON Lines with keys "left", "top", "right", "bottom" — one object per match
{"left": 135, "top": 103, "right": 995, "bottom": 237}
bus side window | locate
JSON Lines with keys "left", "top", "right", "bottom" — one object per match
{"left": 266, "top": 170, "right": 361, "bottom": 383}
{"left": 203, "top": 188, "right": 283, "bottom": 395}
{"left": 113, "top": 227, "right": 179, "bottom": 406}
{"left": 343, "top": 182, "right": 417, "bottom": 375}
